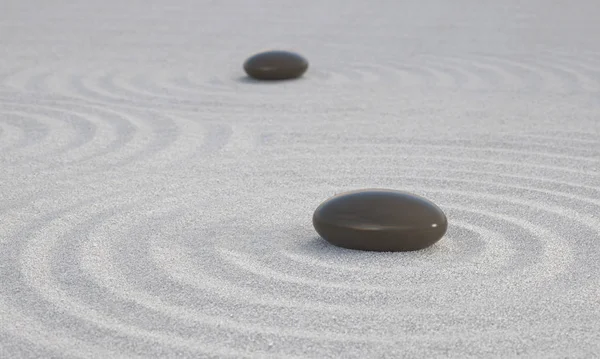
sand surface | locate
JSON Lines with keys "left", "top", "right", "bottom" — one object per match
{"left": 1, "top": 1, "right": 600, "bottom": 358}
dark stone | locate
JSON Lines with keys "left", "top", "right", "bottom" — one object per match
{"left": 312, "top": 189, "right": 448, "bottom": 252}
{"left": 243, "top": 50, "right": 308, "bottom": 80}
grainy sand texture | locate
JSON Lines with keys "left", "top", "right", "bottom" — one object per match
{"left": 1, "top": 1, "right": 600, "bottom": 358}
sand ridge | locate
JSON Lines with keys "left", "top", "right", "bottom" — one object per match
{"left": 1, "top": 1, "right": 600, "bottom": 358}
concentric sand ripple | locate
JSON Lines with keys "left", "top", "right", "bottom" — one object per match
{"left": 3, "top": 0, "right": 600, "bottom": 357}
{"left": 0, "top": 97, "right": 234, "bottom": 181}
{"left": 5, "top": 50, "right": 599, "bottom": 114}
{"left": 3, "top": 126, "right": 600, "bottom": 357}
{"left": 0, "top": 82, "right": 600, "bottom": 357}
{"left": 2, "top": 66, "right": 374, "bottom": 116}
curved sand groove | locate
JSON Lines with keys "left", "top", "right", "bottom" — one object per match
{"left": 0, "top": 112, "right": 48, "bottom": 151}
{"left": 8, "top": 68, "right": 214, "bottom": 111}
{"left": 13, "top": 191, "right": 573, "bottom": 349}
{"left": 518, "top": 130, "right": 600, "bottom": 142}
{"left": 73, "top": 69, "right": 191, "bottom": 107}
{"left": 415, "top": 53, "right": 600, "bottom": 92}
{"left": 0, "top": 300, "right": 138, "bottom": 359}
{"left": 166, "top": 71, "right": 312, "bottom": 100}
{"left": 426, "top": 136, "right": 600, "bottom": 157}
{"left": 116, "top": 71, "right": 196, "bottom": 100}
{"left": 485, "top": 134, "right": 600, "bottom": 154}
{"left": 217, "top": 192, "right": 577, "bottom": 286}
{"left": 306, "top": 65, "right": 366, "bottom": 84}
{"left": 415, "top": 55, "right": 547, "bottom": 91}
{"left": 6, "top": 67, "right": 225, "bottom": 112}
{"left": 151, "top": 235, "right": 460, "bottom": 321}
{"left": 415, "top": 57, "right": 484, "bottom": 90}
{"left": 82, "top": 232, "right": 568, "bottom": 356}
{"left": 3, "top": 0, "right": 600, "bottom": 357}
{"left": 79, "top": 214, "right": 405, "bottom": 344}
{"left": 281, "top": 219, "right": 505, "bottom": 273}
{"left": 126, "top": 71, "right": 256, "bottom": 103}
{"left": 7, "top": 66, "right": 392, "bottom": 116}
{"left": 383, "top": 60, "right": 469, "bottom": 88}
{"left": 462, "top": 55, "right": 560, "bottom": 92}
{"left": 88, "top": 190, "right": 596, "bottom": 352}
{"left": 335, "top": 62, "right": 459, "bottom": 87}
{"left": 255, "top": 165, "right": 600, "bottom": 213}
{"left": 197, "top": 58, "right": 462, "bottom": 90}
{"left": 4, "top": 117, "right": 599, "bottom": 356}
{"left": 167, "top": 73, "right": 236, "bottom": 96}
{"left": 529, "top": 56, "right": 600, "bottom": 93}
{"left": 423, "top": 56, "right": 509, "bottom": 90}
{"left": 333, "top": 64, "right": 388, "bottom": 84}
{"left": 254, "top": 129, "right": 600, "bottom": 157}
{"left": 11, "top": 66, "right": 315, "bottom": 110}
{"left": 71, "top": 72, "right": 309, "bottom": 113}
{"left": 97, "top": 70, "right": 228, "bottom": 106}
{"left": 247, "top": 129, "right": 600, "bottom": 185}
{"left": 258, "top": 134, "right": 600, "bottom": 165}
{"left": 177, "top": 181, "right": 585, "bottom": 282}
{"left": 4, "top": 195, "right": 288, "bottom": 358}
{"left": 228, "top": 154, "right": 599, "bottom": 288}
{"left": 0, "top": 99, "right": 225, "bottom": 175}
{"left": 256, "top": 160, "right": 600, "bottom": 210}
{"left": 256, "top": 147, "right": 600, "bottom": 178}
{"left": 549, "top": 56, "right": 600, "bottom": 89}
{"left": 506, "top": 132, "right": 600, "bottom": 145}
{"left": 0, "top": 99, "right": 135, "bottom": 166}
{"left": 314, "top": 60, "right": 460, "bottom": 88}
{"left": 4, "top": 164, "right": 591, "bottom": 354}
{"left": 1, "top": 66, "right": 57, "bottom": 93}
{"left": 4, "top": 192, "right": 475, "bottom": 357}
{"left": 0, "top": 108, "right": 96, "bottom": 158}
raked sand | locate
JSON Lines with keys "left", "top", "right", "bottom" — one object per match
{"left": 1, "top": 1, "right": 600, "bottom": 358}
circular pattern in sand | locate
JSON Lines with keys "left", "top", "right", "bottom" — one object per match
{"left": 2, "top": 118, "right": 599, "bottom": 357}
{"left": 2, "top": 1, "right": 600, "bottom": 358}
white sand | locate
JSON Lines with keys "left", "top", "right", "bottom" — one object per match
{"left": 1, "top": 1, "right": 600, "bottom": 358}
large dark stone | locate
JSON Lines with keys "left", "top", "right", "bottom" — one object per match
{"left": 243, "top": 50, "right": 308, "bottom": 80}
{"left": 312, "top": 189, "right": 448, "bottom": 252}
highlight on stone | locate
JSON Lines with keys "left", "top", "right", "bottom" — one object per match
{"left": 243, "top": 50, "right": 309, "bottom": 80}
{"left": 312, "top": 189, "right": 448, "bottom": 252}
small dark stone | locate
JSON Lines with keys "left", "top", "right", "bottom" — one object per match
{"left": 243, "top": 50, "right": 308, "bottom": 80}
{"left": 312, "top": 189, "right": 448, "bottom": 252}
